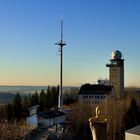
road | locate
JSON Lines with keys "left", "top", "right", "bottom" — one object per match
{"left": 28, "top": 127, "right": 55, "bottom": 140}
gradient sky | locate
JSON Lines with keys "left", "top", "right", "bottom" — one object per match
{"left": 0, "top": 0, "right": 140, "bottom": 86}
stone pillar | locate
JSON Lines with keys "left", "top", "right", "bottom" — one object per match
{"left": 89, "top": 107, "right": 107, "bottom": 140}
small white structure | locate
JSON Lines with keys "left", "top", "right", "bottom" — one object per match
{"left": 125, "top": 125, "right": 140, "bottom": 140}
{"left": 26, "top": 105, "right": 66, "bottom": 128}
{"left": 26, "top": 105, "right": 39, "bottom": 129}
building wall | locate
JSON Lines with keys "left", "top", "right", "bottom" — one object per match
{"left": 54, "top": 115, "right": 66, "bottom": 124}
{"left": 79, "top": 94, "right": 107, "bottom": 105}
{"left": 125, "top": 125, "right": 140, "bottom": 140}
{"left": 39, "top": 117, "right": 53, "bottom": 126}
{"left": 26, "top": 114, "right": 38, "bottom": 128}
{"left": 125, "top": 133, "right": 140, "bottom": 140}
{"left": 110, "top": 67, "right": 120, "bottom": 98}
{"left": 109, "top": 60, "right": 124, "bottom": 99}
{"left": 38, "top": 115, "right": 66, "bottom": 127}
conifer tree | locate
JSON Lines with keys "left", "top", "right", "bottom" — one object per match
{"left": 45, "top": 86, "right": 51, "bottom": 109}
{"left": 6, "top": 104, "right": 14, "bottom": 121}
{"left": 12, "top": 92, "right": 22, "bottom": 120}
{"left": 22, "top": 96, "right": 29, "bottom": 117}
{"left": 124, "top": 98, "right": 140, "bottom": 130}
{"left": 39, "top": 90, "right": 46, "bottom": 110}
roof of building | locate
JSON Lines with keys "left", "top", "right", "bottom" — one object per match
{"left": 126, "top": 125, "right": 140, "bottom": 136}
{"left": 28, "top": 105, "right": 39, "bottom": 111}
{"left": 111, "top": 50, "right": 122, "bottom": 60}
{"left": 38, "top": 110, "right": 65, "bottom": 119}
{"left": 79, "top": 84, "right": 112, "bottom": 95}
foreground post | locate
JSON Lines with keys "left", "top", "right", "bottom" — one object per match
{"left": 89, "top": 106, "right": 107, "bottom": 140}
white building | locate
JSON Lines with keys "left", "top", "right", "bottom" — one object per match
{"left": 26, "top": 105, "right": 66, "bottom": 129}
{"left": 125, "top": 125, "right": 140, "bottom": 140}
{"left": 26, "top": 105, "right": 39, "bottom": 128}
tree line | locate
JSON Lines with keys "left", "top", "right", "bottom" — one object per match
{"left": 5, "top": 86, "right": 78, "bottom": 121}
{"left": 6, "top": 86, "right": 59, "bottom": 121}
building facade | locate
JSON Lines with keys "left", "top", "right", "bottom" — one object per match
{"left": 78, "top": 50, "right": 124, "bottom": 104}
{"left": 26, "top": 105, "right": 66, "bottom": 129}
{"left": 78, "top": 82, "right": 112, "bottom": 105}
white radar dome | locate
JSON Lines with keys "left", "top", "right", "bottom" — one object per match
{"left": 111, "top": 50, "right": 122, "bottom": 59}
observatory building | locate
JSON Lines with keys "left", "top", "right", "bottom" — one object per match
{"left": 106, "top": 50, "right": 124, "bottom": 99}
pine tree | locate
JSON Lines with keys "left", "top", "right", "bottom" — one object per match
{"left": 22, "top": 96, "right": 29, "bottom": 117}
{"left": 45, "top": 86, "right": 51, "bottom": 109}
{"left": 124, "top": 98, "right": 140, "bottom": 130}
{"left": 30, "top": 91, "right": 39, "bottom": 106}
{"left": 5, "top": 104, "right": 14, "bottom": 121}
{"left": 39, "top": 90, "right": 46, "bottom": 111}
{"left": 12, "top": 92, "right": 22, "bottom": 120}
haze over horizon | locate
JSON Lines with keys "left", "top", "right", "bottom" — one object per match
{"left": 0, "top": 0, "right": 140, "bottom": 87}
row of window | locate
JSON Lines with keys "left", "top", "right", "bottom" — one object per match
{"left": 83, "top": 95, "right": 105, "bottom": 99}
{"left": 84, "top": 101, "right": 104, "bottom": 105}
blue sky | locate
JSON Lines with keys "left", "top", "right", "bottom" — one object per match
{"left": 0, "top": 0, "right": 140, "bottom": 86}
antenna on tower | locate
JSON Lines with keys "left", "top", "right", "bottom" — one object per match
{"left": 122, "top": 48, "right": 125, "bottom": 59}
{"left": 55, "top": 20, "right": 66, "bottom": 46}
{"left": 61, "top": 19, "right": 63, "bottom": 43}
{"left": 55, "top": 20, "right": 66, "bottom": 110}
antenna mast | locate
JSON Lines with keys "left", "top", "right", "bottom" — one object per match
{"left": 55, "top": 20, "right": 66, "bottom": 110}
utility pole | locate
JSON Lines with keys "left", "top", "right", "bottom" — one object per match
{"left": 55, "top": 20, "right": 66, "bottom": 110}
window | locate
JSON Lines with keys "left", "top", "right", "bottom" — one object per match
{"left": 95, "top": 96, "right": 99, "bottom": 99}
{"left": 83, "top": 95, "right": 88, "bottom": 99}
